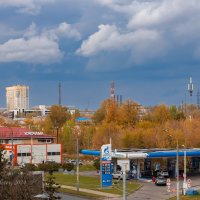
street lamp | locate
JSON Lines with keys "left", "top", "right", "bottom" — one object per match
{"left": 163, "top": 129, "right": 179, "bottom": 200}
{"left": 176, "top": 140, "right": 180, "bottom": 200}
{"left": 182, "top": 145, "right": 187, "bottom": 195}
{"left": 73, "top": 125, "right": 81, "bottom": 192}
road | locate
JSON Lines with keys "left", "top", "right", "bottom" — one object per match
{"left": 58, "top": 174, "right": 200, "bottom": 200}
{"left": 127, "top": 176, "right": 200, "bottom": 200}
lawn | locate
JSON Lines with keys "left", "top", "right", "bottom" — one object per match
{"left": 169, "top": 193, "right": 200, "bottom": 200}
{"left": 79, "top": 164, "right": 96, "bottom": 172}
{"left": 54, "top": 173, "right": 141, "bottom": 195}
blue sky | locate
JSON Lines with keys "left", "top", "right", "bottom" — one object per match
{"left": 0, "top": 0, "right": 200, "bottom": 110}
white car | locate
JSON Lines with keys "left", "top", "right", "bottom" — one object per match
{"left": 157, "top": 170, "right": 169, "bottom": 178}
{"left": 112, "top": 171, "right": 129, "bottom": 180}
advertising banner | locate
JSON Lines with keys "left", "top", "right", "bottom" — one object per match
{"left": 101, "top": 144, "right": 112, "bottom": 188}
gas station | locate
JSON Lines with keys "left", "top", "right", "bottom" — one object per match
{"left": 81, "top": 148, "right": 200, "bottom": 179}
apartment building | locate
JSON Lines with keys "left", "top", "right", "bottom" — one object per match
{"left": 6, "top": 85, "right": 29, "bottom": 111}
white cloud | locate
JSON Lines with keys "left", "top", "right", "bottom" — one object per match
{"left": 76, "top": 24, "right": 164, "bottom": 64}
{"left": 127, "top": 0, "right": 200, "bottom": 29}
{"left": 56, "top": 22, "right": 81, "bottom": 40}
{"left": 0, "top": 36, "right": 63, "bottom": 64}
{"left": 0, "top": 21, "right": 81, "bottom": 64}
{"left": 0, "top": 0, "right": 55, "bottom": 14}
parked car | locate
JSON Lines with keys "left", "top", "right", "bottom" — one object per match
{"left": 69, "top": 160, "right": 83, "bottom": 165}
{"left": 157, "top": 170, "right": 169, "bottom": 178}
{"left": 155, "top": 176, "right": 167, "bottom": 186}
{"left": 112, "top": 171, "right": 129, "bottom": 180}
{"left": 45, "top": 160, "right": 57, "bottom": 164}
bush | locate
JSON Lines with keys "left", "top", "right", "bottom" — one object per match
{"left": 93, "top": 159, "right": 100, "bottom": 170}
{"left": 24, "top": 163, "right": 37, "bottom": 171}
{"left": 38, "top": 163, "right": 61, "bottom": 172}
{"left": 62, "top": 163, "right": 74, "bottom": 171}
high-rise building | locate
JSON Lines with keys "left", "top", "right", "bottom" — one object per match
{"left": 6, "top": 85, "right": 29, "bottom": 110}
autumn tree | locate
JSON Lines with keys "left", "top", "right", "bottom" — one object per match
{"left": 48, "top": 105, "right": 71, "bottom": 143}
{"left": 117, "top": 100, "right": 139, "bottom": 127}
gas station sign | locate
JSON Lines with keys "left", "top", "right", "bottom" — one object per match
{"left": 101, "top": 144, "right": 112, "bottom": 188}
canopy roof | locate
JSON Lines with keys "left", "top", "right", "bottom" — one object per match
{"left": 81, "top": 148, "right": 200, "bottom": 158}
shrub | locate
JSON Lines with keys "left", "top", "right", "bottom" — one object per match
{"left": 24, "top": 163, "right": 37, "bottom": 171}
{"left": 93, "top": 159, "right": 100, "bottom": 170}
{"left": 62, "top": 163, "right": 74, "bottom": 171}
{"left": 38, "top": 163, "right": 60, "bottom": 172}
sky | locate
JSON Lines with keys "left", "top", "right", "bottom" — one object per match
{"left": 0, "top": 0, "right": 200, "bottom": 110}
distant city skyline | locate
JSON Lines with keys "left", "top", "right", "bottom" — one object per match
{"left": 0, "top": 1, "right": 200, "bottom": 109}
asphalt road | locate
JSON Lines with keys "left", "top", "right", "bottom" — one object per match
{"left": 127, "top": 176, "right": 200, "bottom": 200}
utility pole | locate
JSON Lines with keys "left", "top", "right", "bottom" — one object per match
{"left": 182, "top": 145, "right": 187, "bottom": 195}
{"left": 123, "top": 164, "right": 127, "bottom": 200}
{"left": 176, "top": 141, "right": 179, "bottom": 200}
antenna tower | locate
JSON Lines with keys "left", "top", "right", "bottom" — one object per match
{"left": 111, "top": 80, "right": 115, "bottom": 101}
{"left": 197, "top": 89, "right": 200, "bottom": 109}
{"left": 59, "top": 82, "right": 61, "bottom": 105}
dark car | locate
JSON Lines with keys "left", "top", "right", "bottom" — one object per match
{"left": 155, "top": 176, "right": 167, "bottom": 186}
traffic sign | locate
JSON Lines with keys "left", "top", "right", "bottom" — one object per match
{"left": 187, "top": 179, "right": 192, "bottom": 188}
{"left": 167, "top": 178, "right": 171, "bottom": 186}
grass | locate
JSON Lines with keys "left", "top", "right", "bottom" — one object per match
{"left": 169, "top": 192, "right": 200, "bottom": 200}
{"left": 54, "top": 173, "right": 141, "bottom": 195}
{"left": 79, "top": 164, "right": 96, "bottom": 172}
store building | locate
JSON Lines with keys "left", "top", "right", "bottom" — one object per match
{"left": 0, "top": 127, "right": 62, "bottom": 165}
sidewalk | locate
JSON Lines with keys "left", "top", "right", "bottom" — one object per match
{"left": 61, "top": 185, "right": 121, "bottom": 199}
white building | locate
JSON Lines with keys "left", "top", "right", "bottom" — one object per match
{"left": 6, "top": 85, "right": 29, "bottom": 111}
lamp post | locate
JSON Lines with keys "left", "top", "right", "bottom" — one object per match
{"left": 122, "top": 163, "right": 127, "bottom": 200}
{"left": 182, "top": 145, "right": 187, "bottom": 195}
{"left": 176, "top": 140, "right": 180, "bottom": 200}
{"left": 73, "top": 125, "right": 81, "bottom": 192}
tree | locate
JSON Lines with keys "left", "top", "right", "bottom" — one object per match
{"left": 44, "top": 171, "right": 61, "bottom": 200}
{"left": 48, "top": 105, "right": 71, "bottom": 143}
{"left": 117, "top": 100, "right": 139, "bottom": 127}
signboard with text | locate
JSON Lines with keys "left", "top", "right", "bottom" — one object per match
{"left": 101, "top": 144, "right": 112, "bottom": 188}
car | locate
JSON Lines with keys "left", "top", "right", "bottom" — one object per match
{"left": 157, "top": 170, "right": 169, "bottom": 178}
{"left": 45, "top": 160, "right": 57, "bottom": 164}
{"left": 69, "top": 160, "right": 83, "bottom": 165}
{"left": 112, "top": 171, "right": 129, "bottom": 180}
{"left": 155, "top": 176, "right": 167, "bottom": 186}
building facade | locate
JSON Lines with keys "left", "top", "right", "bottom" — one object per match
{"left": 0, "top": 127, "right": 62, "bottom": 165}
{"left": 6, "top": 85, "right": 29, "bottom": 111}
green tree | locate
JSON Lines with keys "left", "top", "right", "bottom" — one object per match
{"left": 44, "top": 171, "right": 61, "bottom": 200}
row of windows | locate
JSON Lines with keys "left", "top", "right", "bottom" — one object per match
{"left": 38, "top": 139, "right": 51, "bottom": 143}
{"left": 47, "top": 152, "right": 60, "bottom": 156}
{"left": 17, "top": 153, "right": 31, "bottom": 157}
{"left": 17, "top": 152, "right": 60, "bottom": 157}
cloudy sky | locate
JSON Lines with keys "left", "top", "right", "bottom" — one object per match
{"left": 0, "top": 0, "right": 200, "bottom": 109}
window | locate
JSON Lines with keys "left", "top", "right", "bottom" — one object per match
{"left": 17, "top": 152, "right": 31, "bottom": 157}
{"left": 47, "top": 152, "right": 60, "bottom": 156}
{"left": 38, "top": 139, "right": 51, "bottom": 143}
